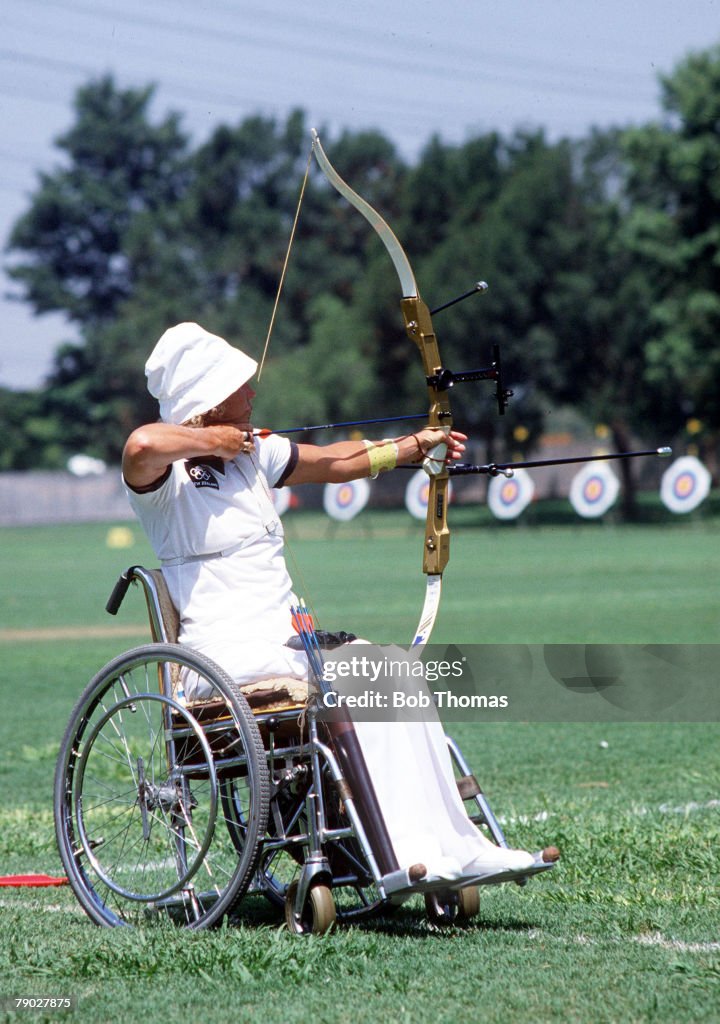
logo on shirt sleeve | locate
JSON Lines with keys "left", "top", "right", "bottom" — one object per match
{"left": 184, "top": 457, "right": 225, "bottom": 490}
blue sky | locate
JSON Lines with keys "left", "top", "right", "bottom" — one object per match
{"left": 2, "top": 0, "right": 719, "bottom": 389}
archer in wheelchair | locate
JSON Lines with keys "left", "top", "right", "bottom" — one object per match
{"left": 54, "top": 323, "right": 559, "bottom": 932}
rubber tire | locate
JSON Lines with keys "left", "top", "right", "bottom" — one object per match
{"left": 425, "top": 885, "right": 480, "bottom": 926}
{"left": 284, "top": 880, "right": 336, "bottom": 935}
{"left": 457, "top": 884, "right": 480, "bottom": 920}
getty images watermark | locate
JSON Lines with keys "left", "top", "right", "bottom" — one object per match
{"left": 314, "top": 645, "right": 717, "bottom": 723}
{"left": 320, "top": 652, "right": 507, "bottom": 711}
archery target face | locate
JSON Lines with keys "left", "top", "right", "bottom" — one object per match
{"left": 661, "top": 456, "right": 711, "bottom": 514}
{"left": 487, "top": 468, "right": 535, "bottom": 520}
{"left": 569, "top": 462, "right": 620, "bottom": 518}
{"left": 404, "top": 469, "right": 453, "bottom": 521}
{"left": 323, "top": 478, "right": 371, "bottom": 521}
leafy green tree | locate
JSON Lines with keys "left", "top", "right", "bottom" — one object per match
{"left": 618, "top": 45, "right": 720, "bottom": 470}
{"left": 7, "top": 52, "right": 719, "bottom": 491}
{"left": 0, "top": 389, "right": 62, "bottom": 469}
{"left": 405, "top": 132, "right": 592, "bottom": 461}
{"left": 7, "top": 75, "right": 190, "bottom": 327}
{"left": 4, "top": 84, "right": 326, "bottom": 462}
{"left": 5, "top": 76, "right": 192, "bottom": 463}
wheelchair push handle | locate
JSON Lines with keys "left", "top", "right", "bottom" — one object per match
{"left": 106, "top": 568, "right": 138, "bottom": 615}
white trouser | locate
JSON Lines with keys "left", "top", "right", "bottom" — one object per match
{"left": 329, "top": 646, "right": 535, "bottom": 883}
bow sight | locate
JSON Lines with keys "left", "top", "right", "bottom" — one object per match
{"left": 427, "top": 281, "right": 512, "bottom": 416}
{"left": 425, "top": 344, "right": 513, "bottom": 417}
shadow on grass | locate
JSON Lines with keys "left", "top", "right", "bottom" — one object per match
{"left": 232, "top": 891, "right": 539, "bottom": 938}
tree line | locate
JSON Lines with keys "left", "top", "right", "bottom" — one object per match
{"left": 2, "top": 45, "right": 719, "bottom": 506}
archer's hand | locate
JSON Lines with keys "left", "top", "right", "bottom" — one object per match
{"left": 409, "top": 427, "right": 467, "bottom": 464}
{"left": 206, "top": 424, "right": 256, "bottom": 459}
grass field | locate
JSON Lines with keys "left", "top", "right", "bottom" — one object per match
{"left": 0, "top": 509, "right": 718, "bottom": 1023}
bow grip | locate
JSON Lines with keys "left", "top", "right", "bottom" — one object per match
{"left": 422, "top": 426, "right": 450, "bottom": 477}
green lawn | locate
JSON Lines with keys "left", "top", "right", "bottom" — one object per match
{"left": 0, "top": 511, "right": 718, "bottom": 1023}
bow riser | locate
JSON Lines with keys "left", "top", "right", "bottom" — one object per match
{"left": 401, "top": 295, "right": 452, "bottom": 578}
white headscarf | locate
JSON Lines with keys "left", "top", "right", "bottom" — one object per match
{"left": 145, "top": 323, "right": 257, "bottom": 424}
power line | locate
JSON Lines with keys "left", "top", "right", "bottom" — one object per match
{"left": 0, "top": 39, "right": 659, "bottom": 170}
{"left": 20, "top": 0, "right": 655, "bottom": 87}
{"left": 0, "top": 0, "right": 680, "bottom": 209}
{"left": 0, "top": 0, "right": 670, "bottom": 192}
{"left": 8, "top": 0, "right": 658, "bottom": 105}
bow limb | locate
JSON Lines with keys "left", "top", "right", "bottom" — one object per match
{"left": 311, "top": 131, "right": 452, "bottom": 646}
{"left": 311, "top": 130, "right": 417, "bottom": 299}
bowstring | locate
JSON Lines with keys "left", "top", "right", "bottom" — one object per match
{"left": 253, "top": 141, "right": 323, "bottom": 628}
{"left": 256, "top": 143, "right": 314, "bottom": 381}
{"left": 254, "top": 139, "right": 342, "bottom": 632}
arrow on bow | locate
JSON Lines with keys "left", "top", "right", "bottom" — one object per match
{"left": 252, "top": 412, "right": 430, "bottom": 438}
{"left": 253, "top": 329, "right": 508, "bottom": 437}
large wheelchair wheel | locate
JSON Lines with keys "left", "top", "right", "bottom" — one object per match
{"left": 54, "top": 644, "right": 269, "bottom": 929}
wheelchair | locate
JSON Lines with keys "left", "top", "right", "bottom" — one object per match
{"left": 54, "top": 566, "right": 557, "bottom": 933}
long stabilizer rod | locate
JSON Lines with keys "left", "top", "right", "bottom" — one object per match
{"left": 447, "top": 447, "right": 673, "bottom": 478}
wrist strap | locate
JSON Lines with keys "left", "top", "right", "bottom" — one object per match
{"left": 363, "top": 439, "right": 399, "bottom": 478}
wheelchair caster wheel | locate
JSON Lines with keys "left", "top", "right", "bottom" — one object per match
{"left": 285, "top": 881, "right": 336, "bottom": 935}
{"left": 425, "top": 885, "right": 479, "bottom": 926}
{"left": 457, "top": 884, "right": 480, "bottom": 919}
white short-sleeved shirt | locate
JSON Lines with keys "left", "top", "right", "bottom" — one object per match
{"left": 125, "top": 435, "right": 307, "bottom": 680}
